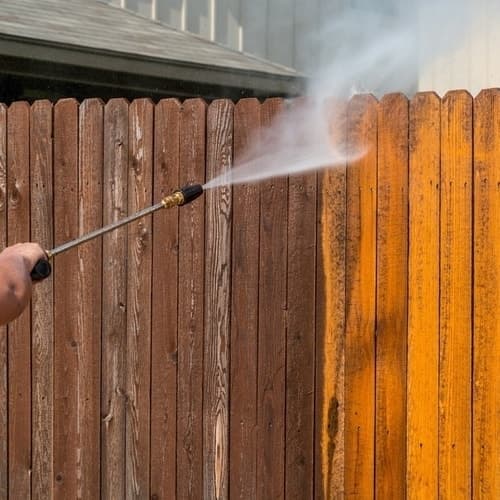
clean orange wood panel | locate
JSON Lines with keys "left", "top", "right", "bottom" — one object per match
{"left": 150, "top": 98, "right": 180, "bottom": 500}
{"left": 376, "top": 93, "right": 409, "bottom": 500}
{"left": 473, "top": 89, "right": 500, "bottom": 498}
{"left": 126, "top": 99, "right": 153, "bottom": 499}
{"left": 30, "top": 99, "right": 54, "bottom": 500}
{"left": 407, "top": 92, "right": 440, "bottom": 499}
{"left": 344, "top": 94, "right": 377, "bottom": 499}
{"left": 315, "top": 100, "right": 347, "bottom": 499}
{"left": 101, "top": 98, "right": 129, "bottom": 500}
{"left": 7, "top": 101, "right": 31, "bottom": 499}
{"left": 440, "top": 90, "right": 472, "bottom": 499}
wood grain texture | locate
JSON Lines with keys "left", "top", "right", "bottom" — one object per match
{"left": 229, "top": 98, "right": 260, "bottom": 500}
{"left": 473, "top": 89, "right": 500, "bottom": 498}
{"left": 77, "top": 98, "right": 104, "bottom": 498}
{"left": 150, "top": 98, "right": 180, "bottom": 500}
{"left": 257, "top": 98, "right": 287, "bottom": 500}
{"left": 440, "top": 90, "right": 472, "bottom": 499}
{"left": 101, "top": 98, "right": 129, "bottom": 500}
{"left": 177, "top": 98, "right": 206, "bottom": 500}
{"left": 30, "top": 100, "right": 54, "bottom": 500}
{"left": 375, "top": 93, "right": 409, "bottom": 500}
{"left": 315, "top": 102, "right": 347, "bottom": 500}
{"left": 126, "top": 98, "right": 153, "bottom": 499}
{"left": 285, "top": 98, "right": 317, "bottom": 500}
{"left": 0, "top": 104, "right": 7, "bottom": 500}
{"left": 7, "top": 101, "right": 31, "bottom": 499}
{"left": 203, "top": 99, "right": 233, "bottom": 500}
{"left": 344, "top": 94, "right": 377, "bottom": 499}
{"left": 407, "top": 92, "right": 440, "bottom": 499}
{"left": 53, "top": 98, "right": 79, "bottom": 500}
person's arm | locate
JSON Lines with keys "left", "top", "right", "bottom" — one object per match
{"left": 0, "top": 243, "right": 46, "bottom": 326}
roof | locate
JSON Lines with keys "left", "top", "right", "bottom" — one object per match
{"left": 0, "top": 0, "right": 303, "bottom": 96}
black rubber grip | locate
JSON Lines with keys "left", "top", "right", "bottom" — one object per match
{"left": 31, "top": 259, "right": 52, "bottom": 281}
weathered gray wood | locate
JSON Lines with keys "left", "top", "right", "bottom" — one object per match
{"left": 150, "top": 98, "right": 180, "bottom": 500}
{"left": 203, "top": 99, "right": 233, "bottom": 500}
{"left": 30, "top": 100, "right": 54, "bottom": 500}
{"left": 0, "top": 104, "right": 7, "bottom": 500}
{"left": 229, "top": 98, "right": 260, "bottom": 500}
{"left": 7, "top": 101, "right": 32, "bottom": 499}
{"left": 177, "top": 98, "right": 206, "bottom": 500}
{"left": 101, "top": 98, "right": 129, "bottom": 500}
{"left": 77, "top": 98, "right": 104, "bottom": 498}
{"left": 125, "top": 99, "right": 154, "bottom": 499}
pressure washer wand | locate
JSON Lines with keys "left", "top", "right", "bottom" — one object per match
{"left": 30, "top": 184, "right": 204, "bottom": 281}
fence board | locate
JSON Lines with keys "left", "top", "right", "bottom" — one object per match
{"left": 203, "top": 99, "right": 233, "bottom": 500}
{"left": 30, "top": 100, "right": 54, "bottom": 500}
{"left": 53, "top": 98, "right": 79, "bottom": 499}
{"left": 439, "top": 90, "right": 472, "bottom": 498}
{"left": 125, "top": 98, "right": 153, "bottom": 499}
{"left": 230, "top": 98, "right": 260, "bottom": 500}
{"left": 375, "top": 93, "right": 409, "bottom": 500}
{"left": 344, "top": 94, "right": 377, "bottom": 499}
{"left": 101, "top": 98, "right": 129, "bottom": 500}
{"left": 315, "top": 101, "right": 347, "bottom": 500}
{"left": 150, "top": 98, "right": 180, "bottom": 500}
{"left": 285, "top": 171, "right": 317, "bottom": 500}
{"left": 473, "top": 89, "right": 500, "bottom": 498}
{"left": 177, "top": 98, "right": 206, "bottom": 500}
{"left": 7, "top": 101, "right": 31, "bottom": 499}
{"left": 407, "top": 92, "right": 440, "bottom": 499}
{"left": 257, "top": 98, "right": 287, "bottom": 500}
{"left": 0, "top": 104, "right": 7, "bottom": 500}
{"left": 77, "top": 98, "right": 104, "bottom": 498}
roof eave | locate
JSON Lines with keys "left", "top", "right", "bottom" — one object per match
{"left": 0, "top": 33, "right": 306, "bottom": 96}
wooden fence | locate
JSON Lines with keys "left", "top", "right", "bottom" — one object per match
{"left": 0, "top": 91, "right": 498, "bottom": 499}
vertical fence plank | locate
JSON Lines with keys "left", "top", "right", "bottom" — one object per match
{"left": 30, "top": 100, "right": 54, "bottom": 500}
{"left": 203, "top": 99, "right": 233, "bottom": 500}
{"left": 177, "top": 98, "right": 206, "bottom": 500}
{"left": 473, "top": 89, "right": 500, "bottom": 498}
{"left": 126, "top": 98, "right": 153, "bottom": 499}
{"left": 407, "top": 92, "right": 440, "bottom": 499}
{"left": 53, "top": 98, "right": 79, "bottom": 500}
{"left": 7, "top": 101, "right": 31, "bottom": 499}
{"left": 285, "top": 98, "right": 317, "bottom": 500}
{"left": 77, "top": 98, "right": 103, "bottom": 498}
{"left": 101, "top": 98, "right": 129, "bottom": 500}
{"left": 344, "top": 94, "right": 377, "bottom": 499}
{"left": 440, "top": 90, "right": 472, "bottom": 498}
{"left": 376, "top": 93, "right": 409, "bottom": 500}
{"left": 257, "top": 98, "right": 287, "bottom": 500}
{"left": 230, "top": 98, "right": 260, "bottom": 500}
{"left": 0, "top": 104, "right": 7, "bottom": 500}
{"left": 150, "top": 98, "right": 180, "bottom": 500}
{"left": 315, "top": 101, "right": 347, "bottom": 500}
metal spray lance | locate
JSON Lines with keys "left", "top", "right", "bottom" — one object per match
{"left": 30, "top": 184, "right": 204, "bottom": 281}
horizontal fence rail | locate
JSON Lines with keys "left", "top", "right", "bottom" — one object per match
{"left": 0, "top": 92, "right": 499, "bottom": 499}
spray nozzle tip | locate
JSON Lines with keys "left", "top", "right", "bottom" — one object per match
{"left": 179, "top": 184, "right": 204, "bottom": 205}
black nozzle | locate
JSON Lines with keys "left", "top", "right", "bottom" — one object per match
{"left": 179, "top": 184, "right": 203, "bottom": 205}
{"left": 31, "top": 258, "right": 52, "bottom": 281}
